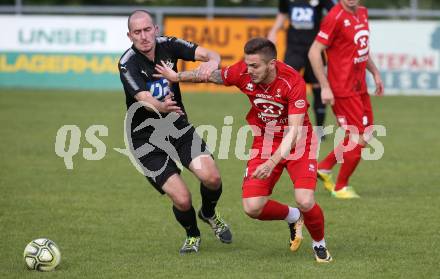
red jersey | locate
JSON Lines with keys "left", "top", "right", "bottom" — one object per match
{"left": 316, "top": 3, "right": 370, "bottom": 97}
{"left": 221, "top": 60, "right": 312, "bottom": 142}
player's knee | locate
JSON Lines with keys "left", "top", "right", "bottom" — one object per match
{"left": 172, "top": 194, "right": 192, "bottom": 211}
{"left": 295, "top": 196, "right": 314, "bottom": 212}
{"left": 201, "top": 172, "right": 222, "bottom": 189}
{"left": 242, "top": 203, "right": 263, "bottom": 219}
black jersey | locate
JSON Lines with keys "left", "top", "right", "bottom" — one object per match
{"left": 279, "top": 0, "right": 334, "bottom": 47}
{"left": 118, "top": 36, "right": 198, "bottom": 139}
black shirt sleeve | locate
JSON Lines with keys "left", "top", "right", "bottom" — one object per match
{"left": 279, "top": 0, "right": 289, "bottom": 14}
{"left": 165, "top": 37, "right": 198, "bottom": 62}
{"left": 119, "top": 59, "right": 146, "bottom": 98}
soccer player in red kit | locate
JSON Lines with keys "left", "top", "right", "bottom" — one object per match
{"left": 155, "top": 38, "right": 332, "bottom": 263}
{"left": 308, "top": 0, "right": 384, "bottom": 199}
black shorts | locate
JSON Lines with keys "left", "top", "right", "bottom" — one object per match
{"left": 131, "top": 125, "right": 210, "bottom": 194}
{"left": 284, "top": 46, "right": 318, "bottom": 84}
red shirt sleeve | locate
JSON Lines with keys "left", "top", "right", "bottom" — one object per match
{"left": 221, "top": 60, "right": 245, "bottom": 86}
{"left": 316, "top": 10, "right": 338, "bottom": 46}
{"left": 287, "top": 77, "right": 308, "bottom": 115}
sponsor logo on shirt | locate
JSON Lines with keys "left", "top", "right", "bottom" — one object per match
{"left": 146, "top": 78, "right": 170, "bottom": 100}
{"left": 354, "top": 55, "right": 369, "bottom": 64}
{"left": 256, "top": 93, "right": 273, "bottom": 99}
{"left": 354, "top": 30, "right": 370, "bottom": 56}
{"left": 295, "top": 99, "right": 306, "bottom": 109}
{"left": 253, "top": 98, "right": 284, "bottom": 118}
{"left": 291, "top": 7, "right": 314, "bottom": 30}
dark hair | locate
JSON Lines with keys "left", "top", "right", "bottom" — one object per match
{"left": 128, "top": 10, "right": 154, "bottom": 31}
{"left": 244, "top": 38, "right": 277, "bottom": 61}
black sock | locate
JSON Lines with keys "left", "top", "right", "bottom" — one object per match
{"left": 200, "top": 183, "right": 222, "bottom": 218}
{"left": 172, "top": 206, "right": 200, "bottom": 237}
{"left": 312, "top": 87, "right": 326, "bottom": 127}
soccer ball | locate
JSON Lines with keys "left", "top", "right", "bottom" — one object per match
{"left": 23, "top": 238, "right": 61, "bottom": 271}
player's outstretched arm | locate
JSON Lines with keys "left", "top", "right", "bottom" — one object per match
{"left": 207, "top": 69, "right": 224, "bottom": 84}
{"left": 154, "top": 61, "right": 224, "bottom": 85}
{"left": 194, "top": 46, "right": 221, "bottom": 81}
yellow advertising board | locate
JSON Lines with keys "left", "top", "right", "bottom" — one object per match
{"left": 164, "top": 17, "right": 286, "bottom": 93}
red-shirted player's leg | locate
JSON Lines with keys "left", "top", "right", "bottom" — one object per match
{"left": 334, "top": 94, "right": 373, "bottom": 193}
{"left": 287, "top": 161, "right": 325, "bottom": 243}
{"left": 318, "top": 136, "right": 349, "bottom": 170}
{"left": 242, "top": 166, "right": 298, "bottom": 222}
{"left": 287, "top": 157, "right": 332, "bottom": 262}
{"left": 334, "top": 140, "right": 363, "bottom": 191}
{"left": 293, "top": 186, "right": 325, "bottom": 243}
{"left": 243, "top": 198, "right": 289, "bottom": 220}
{"left": 242, "top": 157, "right": 303, "bottom": 251}
{"left": 302, "top": 201, "right": 325, "bottom": 242}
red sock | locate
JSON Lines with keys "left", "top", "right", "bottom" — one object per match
{"left": 257, "top": 200, "right": 289, "bottom": 221}
{"left": 318, "top": 137, "right": 350, "bottom": 170}
{"left": 335, "top": 143, "right": 363, "bottom": 191}
{"left": 301, "top": 203, "right": 324, "bottom": 241}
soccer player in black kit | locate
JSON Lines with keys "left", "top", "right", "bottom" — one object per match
{"left": 118, "top": 10, "right": 232, "bottom": 255}
{"left": 268, "top": 0, "right": 335, "bottom": 136}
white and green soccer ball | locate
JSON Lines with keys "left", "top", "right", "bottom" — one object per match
{"left": 23, "top": 238, "right": 61, "bottom": 271}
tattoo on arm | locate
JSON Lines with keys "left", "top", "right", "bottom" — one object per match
{"left": 178, "top": 69, "right": 203, "bottom": 82}
{"left": 177, "top": 69, "right": 224, "bottom": 84}
{"left": 208, "top": 69, "right": 224, "bottom": 84}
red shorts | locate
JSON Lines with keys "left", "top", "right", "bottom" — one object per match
{"left": 332, "top": 93, "right": 373, "bottom": 134}
{"left": 242, "top": 137, "right": 317, "bottom": 198}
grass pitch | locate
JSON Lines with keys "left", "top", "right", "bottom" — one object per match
{"left": 0, "top": 89, "right": 439, "bottom": 278}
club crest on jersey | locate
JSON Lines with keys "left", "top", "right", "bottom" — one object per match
{"left": 246, "top": 83, "right": 254, "bottom": 91}
{"left": 164, "top": 59, "right": 174, "bottom": 69}
{"left": 275, "top": 89, "right": 282, "bottom": 98}
{"left": 344, "top": 19, "right": 351, "bottom": 27}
